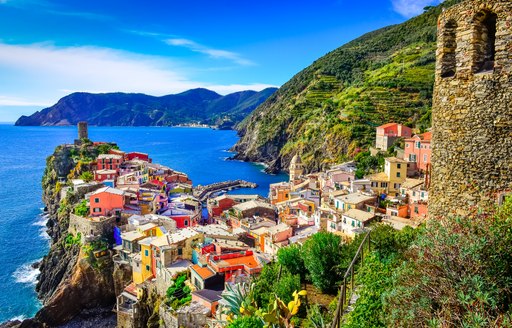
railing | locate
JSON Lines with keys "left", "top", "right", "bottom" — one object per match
{"left": 330, "top": 231, "right": 371, "bottom": 328}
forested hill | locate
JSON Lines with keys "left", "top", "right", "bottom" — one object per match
{"left": 232, "top": 0, "right": 463, "bottom": 173}
{"left": 15, "top": 88, "right": 277, "bottom": 128}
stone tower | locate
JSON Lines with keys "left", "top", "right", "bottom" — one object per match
{"left": 78, "top": 121, "right": 88, "bottom": 140}
{"left": 289, "top": 154, "right": 304, "bottom": 183}
{"left": 430, "top": 0, "right": 512, "bottom": 218}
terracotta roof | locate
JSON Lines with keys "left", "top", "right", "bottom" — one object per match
{"left": 215, "top": 254, "right": 262, "bottom": 270}
{"left": 191, "top": 264, "right": 216, "bottom": 280}
{"left": 377, "top": 123, "right": 398, "bottom": 129}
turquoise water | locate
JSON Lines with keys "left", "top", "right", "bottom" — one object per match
{"left": 0, "top": 125, "right": 287, "bottom": 322}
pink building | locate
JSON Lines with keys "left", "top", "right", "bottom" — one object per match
{"left": 375, "top": 123, "right": 412, "bottom": 151}
{"left": 404, "top": 132, "right": 432, "bottom": 174}
{"left": 89, "top": 187, "right": 125, "bottom": 216}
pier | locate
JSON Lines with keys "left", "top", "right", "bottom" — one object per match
{"left": 193, "top": 180, "right": 258, "bottom": 201}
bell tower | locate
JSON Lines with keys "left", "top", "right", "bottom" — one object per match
{"left": 289, "top": 154, "right": 303, "bottom": 183}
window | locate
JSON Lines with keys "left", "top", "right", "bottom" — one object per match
{"left": 351, "top": 220, "right": 355, "bottom": 227}
{"left": 396, "top": 172, "right": 401, "bottom": 178}
{"left": 474, "top": 11, "right": 497, "bottom": 72}
{"left": 381, "top": 182, "right": 388, "bottom": 188}
{"left": 144, "top": 249, "right": 149, "bottom": 257}
{"left": 371, "top": 182, "right": 378, "bottom": 187}
{"left": 441, "top": 19, "right": 457, "bottom": 78}
{"left": 409, "top": 154, "right": 417, "bottom": 162}
{"left": 414, "top": 207, "right": 419, "bottom": 214}
{"left": 413, "top": 191, "right": 416, "bottom": 197}
{"left": 184, "top": 220, "right": 188, "bottom": 226}
{"left": 94, "top": 198, "right": 100, "bottom": 203}
{"left": 397, "top": 163, "right": 401, "bottom": 169}
{"left": 145, "top": 265, "right": 150, "bottom": 271}
{"left": 405, "top": 144, "right": 409, "bottom": 148}
{"left": 394, "top": 183, "right": 401, "bottom": 189}
{"left": 178, "top": 248, "right": 183, "bottom": 256}
{"left": 423, "top": 154, "right": 428, "bottom": 163}
{"left": 416, "top": 141, "right": 421, "bottom": 149}
{"left": 93, "top": 207, "right": 101, "bottom": 213}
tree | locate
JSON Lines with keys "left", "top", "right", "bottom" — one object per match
{"left": 301, "top": 232, "right": 344, "bottom": 293}
{"left": 80, "top": 171, "right": 94, "bottom": 182}
{"left": 277, "top": 244, "right": 307, "bottom": 282}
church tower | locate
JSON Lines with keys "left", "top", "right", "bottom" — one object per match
{"left": 430, "top": 0, "right": 512, "bottom": 218}
{"left": 289, "top": 154, "right": 304, "bottom": 183}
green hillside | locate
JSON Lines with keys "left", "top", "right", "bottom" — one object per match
{"left": 232, "top": 0, "right": 462, "bottom": 173}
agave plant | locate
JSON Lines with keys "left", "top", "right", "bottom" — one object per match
{"left": 220, "top": 282, "right": 258, "bottom": 320}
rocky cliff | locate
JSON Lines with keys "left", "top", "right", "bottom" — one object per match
{"left": 232, "top": 0, "right": 463, "bottom": 174}
{"left": 15, "top": 88, "right": 277, "bottom": 128}
{"left": 5, "top": 144, "right": 128, "bottom": 327}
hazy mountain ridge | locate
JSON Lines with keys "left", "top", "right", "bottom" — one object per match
{"left": 15, "top": 88, "right": 277, "bottom": 128}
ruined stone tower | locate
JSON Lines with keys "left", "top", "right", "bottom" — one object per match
{"left": 78, "top": 121, "right": 88, "bottom": 140}
{"left": 430, "top": 0, "right": 512, "bottom": 218}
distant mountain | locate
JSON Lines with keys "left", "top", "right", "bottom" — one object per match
{"left": 14, "top": 88, "right": 277, "bottom": 128}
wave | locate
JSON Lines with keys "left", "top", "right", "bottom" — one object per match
{"left": 32, "top": 214, "right": 49, "bottom": 227}
{"left": 9, "top": 315, "right": 27, "bottom": 322}
{"left": 13, "top": 262, "right": 41, "bottom": 285}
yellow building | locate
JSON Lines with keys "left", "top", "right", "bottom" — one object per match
{"left": 368, "top": 157, "right": 407, "bottom": 196}
{"left": 133, "top": 237, "right": 157, "bottom": 285}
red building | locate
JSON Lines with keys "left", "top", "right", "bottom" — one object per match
{"left": 404, "top": 132, "right": 432, "bottom": 174}
{"left": 126, "top": 152, "right": 151, "bottom": 162}
{"left": 97, "top": 154, "right": 124, "bottom": 171}
{"left": 208, "top": 195, "right": 235, "bottom": 217}
{"left": 89, "top": 187, "right": 125, "bottom": 217}
{"left": 94, "top": 169, "right": 117, "bottom": 183}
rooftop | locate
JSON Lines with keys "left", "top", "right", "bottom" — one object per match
{"left": 342, "top": 209, "right": 375, "bottom": 223}
{"left": 98, "top": 154, "right": 123, "bottom": 160}
{"left": 91, "top": 186, "right": 125, "bottom": 196}
{"left": 385, "top": 157, "right": 407, "bottom": 164}
{"left": 121, "top": 230, "right": 145, "bottom": 242}
{"left": 267, "top": 223, "right": 291, "bottom": 235}
{"left": 335, "top": 192, "right": 375, "bottom": 204}
{"left": 192, "top": 289, "right": 223, "bottom": 303}
{"left": 382, "top": 216, "right": 421, "bottom": 230}
{"left": 232, "top": 200, "right": 275, "bottom": 212}
{"left": 191, "top": 264, "right": 216, "bottom": 280}
{"left": 401, "top": 178, "right": 424, "bottom": 190}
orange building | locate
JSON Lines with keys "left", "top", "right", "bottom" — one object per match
{"left": 89, "top": 187, "right": 125, "bottom": 216}
{"left": 269, "top": 182, "right": 291, "bottom": 205}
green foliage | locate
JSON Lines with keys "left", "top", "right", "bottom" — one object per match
{"left": 251, "top": 263, "right": 301, "bottom": 309}
{"left": 64, "top": 233, "right": 81, "bottom": 248}
{"left": 226, "top": 316, "right": 264, "bottom": 328}
{"left": 96, "top": 143, "right": 118, "bottom": 154}
{"left": 277, "top": 244, "right": 307, "bottom": 282}
{"left": 303, "top": 304, "right": 331, "bottom": 328}
{"left": 165, "top": 272, "right": 191, "bottom": 310}
{"left": 301, "top": 232, "right": 344, "bottom": 293}
{"left": 354, "top": 151, "right": 384, "bottom": 179}
{"left": 80, "top": 171, "right": 94, "bottom": 182}
{"left": 383, "top": 199, "right": 512, "bottom": 327}
{"left": 74, "top": 199, "right": 89, "bottom": 217}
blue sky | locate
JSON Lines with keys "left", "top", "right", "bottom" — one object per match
{"left": 0, "top": 0, "right": 443, "bottom": 122}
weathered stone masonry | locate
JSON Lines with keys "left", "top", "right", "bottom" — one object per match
{"left": 430, "top": 0, "right": 512, "bottom": 218}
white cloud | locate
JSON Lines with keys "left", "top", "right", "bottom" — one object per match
{"left": 165, "top": 38, "right": 255, "bottom": 66}
{"left": 392, "top": 0, "right": 443, "bottom": 18}
{"left": 0, "top": 42, "right": 276, "bottom": 117}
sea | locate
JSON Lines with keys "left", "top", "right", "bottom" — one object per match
{"left": 0, "top": 124, "right": 287, "bottom": 322}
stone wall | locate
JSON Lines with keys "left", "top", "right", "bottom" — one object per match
{"left": 430, "top": 0, "right": 512, "bottom": 218}
{"left": 68, "top": 213, "right": 116, "bottom": 243}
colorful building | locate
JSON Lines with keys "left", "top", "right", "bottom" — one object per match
{"left": 97, "top": 154, "right": 124, "bottom": 171}
{"left": 404, "top": 132, "right": 432, "bottom": 175}
{"left": 375, "top": 123, "right": 412, "bottom": 151}
{"left": 367, "top": 157, "right": 407, "bottom": 196}
{"left": 89, "top": 187, "right": 125, "bottom": 217}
